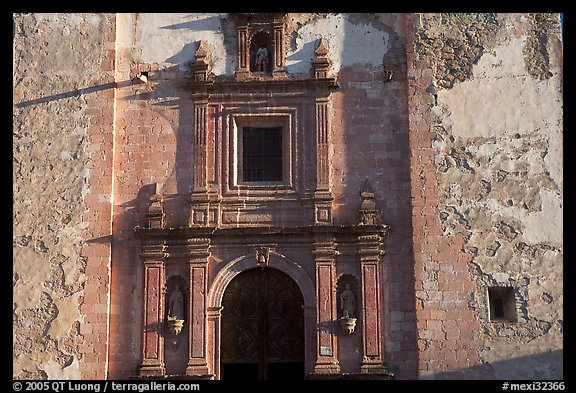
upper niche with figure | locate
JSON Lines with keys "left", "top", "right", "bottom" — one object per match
{"left": 232, "top": 13, "right": 287, "bottom": 80}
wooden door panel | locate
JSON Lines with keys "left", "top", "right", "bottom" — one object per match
{"left": 221, "top": 267, "right": 304, "bottom": 378}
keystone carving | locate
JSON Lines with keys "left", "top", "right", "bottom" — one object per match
{"left": 255, "top": 247, "right": 270, "bottom": 267}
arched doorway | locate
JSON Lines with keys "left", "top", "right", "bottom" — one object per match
{"left": 220, "top": 267, "right": 305, "bottom": 380}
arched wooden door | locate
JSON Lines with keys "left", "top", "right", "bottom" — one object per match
{"left": 221, "top": 267, "right": 305, "bottom": 380}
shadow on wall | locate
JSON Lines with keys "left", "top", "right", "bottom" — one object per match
{"left": 14, "top": 80, "right": 134, "bottom": 108}
{"left": 420, "top": 349, "right": 563, "bottom": 380}
{"left": 160, "top": 14, "right": 223, "bottom": 32}
{"left": 161, "top": 14, "right": 235, "bottom": 77}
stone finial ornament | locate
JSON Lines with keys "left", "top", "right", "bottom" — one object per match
{"left": 147, "top": 184, "right": 165, "bottom": 229}
{"left": 191, "top": 40, "right": 212, "bottom": 81}
{"left": 359, "top": 179, "right": 381, "bottom": 225}
{"left": 312, "top": 37, "right": 331, "bottom": 79}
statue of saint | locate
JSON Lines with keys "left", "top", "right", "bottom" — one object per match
{"left": 255, "top": 46, "right": 268, "bottom": 72}
{"left": 168, "top": 285, "right": 184, "bottom": 320}
{"left": 340, "top": 284, "right": 356, "bottom": 318}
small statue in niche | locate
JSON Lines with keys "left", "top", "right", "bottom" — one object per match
{"left": 255, "top": 46, "right": 268, "bottom": 72}
{"left": 168, "top": 285, "right": 184, "bottom": 321}
{"left": 340, "top": 284, "right": 356, "bottom": 318}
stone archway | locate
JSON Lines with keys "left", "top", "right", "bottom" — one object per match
{"left": 207, "top": 252, "right": 316, "bottom": 380}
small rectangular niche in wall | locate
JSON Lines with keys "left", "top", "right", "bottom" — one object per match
{"left": 488, "top": 286, "right": 517, "bottom": 322}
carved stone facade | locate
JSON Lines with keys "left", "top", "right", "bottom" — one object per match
{"left": 13, "top": 13, "right": 563, "bottom": 381}
{"left": 132, "top": 14, "right": 393, "bottom": 379}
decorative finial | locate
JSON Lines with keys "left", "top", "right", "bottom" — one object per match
{"left": 359, "top": 178, "right": 381, "bottom": 225}
{"left": 192, "top": 40, "right": 212, "bottom": 81}
{"left": 147, "top": 183, "right": 165, "bottom": 229}
{"left": 312, "top": 37, "right": 331, "bottom": 79}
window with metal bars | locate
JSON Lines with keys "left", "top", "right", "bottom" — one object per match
{"left": 242, "top": 127, "right": 283, "bottom": 182}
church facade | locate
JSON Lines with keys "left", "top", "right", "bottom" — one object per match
{"left": 13, "top": 13, "right": 563, "bottom": 380}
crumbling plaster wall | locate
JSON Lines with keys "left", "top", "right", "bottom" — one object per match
{"left": 13, "top": 13, "right": 116, "bottom": 379}
{"left": 127, "top": 13, "right": 391, "bottom": 79}
{"left": 415, "top": 13, "right": 563, "bottom": 379}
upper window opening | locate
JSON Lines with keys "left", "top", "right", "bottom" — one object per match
{"left": 242, "top": 127, "right": 283, "bottom": 182}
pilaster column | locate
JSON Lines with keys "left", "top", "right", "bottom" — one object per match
{"left": 235, "top": 25, "right": 250, "bottom": 80}
{"left": 313, "top": 234, "right": 341, "bottom": 374}
{"left": 206, "top": 306, "right": 223, "bottom": 380}
{"left": 190, "top": 99, "right": 212, "bottom": 226}
{"left": 314, "top": 98, "right": 333, "bottom": 225}
{"left": 185, "top": 237, "right": 212, "bottom": 377}
{"left": 358, "top": 233, "right": 386, "bottom": 373}
{"left": 272, "top": 20, "right": 286, "bottom": 77}
{"left": 193, "top": 100, "right": 208, "bottom": 192}
{"left": 138, "top": 241, "right": 167, "bottom": 377}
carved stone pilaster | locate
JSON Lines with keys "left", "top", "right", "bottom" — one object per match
{"left": 190, "top": 94, "right": 218, "bottom": 227}
{"left": 206, "top": 306, "right": 223, "bottom": 380}
{"left": 358, "top": 232, "right": 386, "bottom": 374}
{"left": 193, "top": 100, "right": 208, "bottom": 192}
{"left": 314, "top": 97, "right": 333, "bottom": 225}
{"left": 313, "top": 235, "right": 341, "bottom": 374}
{"left": 272, "top": 20, "right": 287, "bottom": 78}
{"left": 138, "top": 241, "right": 168, "bottom": 377}
{"left": 235, "top": 25, "right": 250, "bottom": 80}
{"left": 312, "top": 38, "right": 331, "bottom": 79}
{"left": 185, "top": 237, "right": 212, "bottom": 378}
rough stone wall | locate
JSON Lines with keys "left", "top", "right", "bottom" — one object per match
{"left": 13, "top": 13, "right": 116, "bottom": 379}
{"left": 108, "top": 13, "right": 195, "bottom": 379}
{"left": 407, "top": 13, "right": 563, "bottom": 379}
{"left": 325, "top": 13, "right": 417, "bottom": 379}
